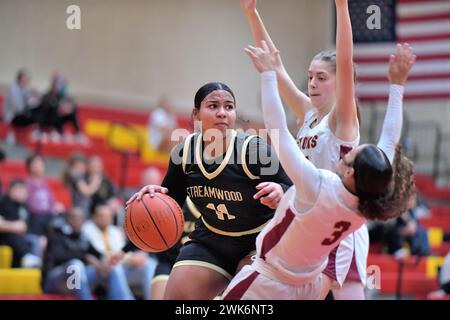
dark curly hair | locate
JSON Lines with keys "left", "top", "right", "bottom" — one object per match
{"left": 358, "top": 145, "right": 416, "bottom": 221}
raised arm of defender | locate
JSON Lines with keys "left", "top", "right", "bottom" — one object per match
{"left": 377, "top": 44, "right": 416, "bottom": 164}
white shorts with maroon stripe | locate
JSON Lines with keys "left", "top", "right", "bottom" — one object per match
{"left": 322, "top": 224, "right": 369, "bottom": 287}
{"left": 222, "top": 265, "right": 323, "bottom": 300}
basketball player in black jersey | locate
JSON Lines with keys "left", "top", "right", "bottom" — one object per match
{"left": 128, "top": 82, "right": 292, "bottom": 299}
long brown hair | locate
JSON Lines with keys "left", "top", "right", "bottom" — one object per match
{"left": 358, "top": 145, "right": 416, "bottom": 221}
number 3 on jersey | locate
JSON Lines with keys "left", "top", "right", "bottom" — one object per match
{"left": 206, "top": 203, "right": 236, "bottom": 221}
{"left": 321, "top": 221, "right": 351, "bottom": 246}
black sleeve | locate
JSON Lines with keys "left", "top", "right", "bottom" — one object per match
{"left": 161, "top": 142, "right": 188, "bottom": 208}
{"left": 247, "top": 137, "right": 293, "bottom": 192}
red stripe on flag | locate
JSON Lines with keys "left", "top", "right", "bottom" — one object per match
{"left": 358, "top": 74, "right": 450, "bottom": 82}
{"left": 398, "top": 12, "right": 450, "bottom": 23}
{"left": 354, "top": 54, "right": 450, "bottom": 64}
{"left": 359, "top": 93, "right": 450, "bottom": 102}
{"left": 399, "top": 34, "right": 450, "bottom": 42}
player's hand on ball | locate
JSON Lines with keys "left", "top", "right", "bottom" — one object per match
{"left": 126, "top": 184, "right": 169, "bottom": 205}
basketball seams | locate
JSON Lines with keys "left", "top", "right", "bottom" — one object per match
{"left": 126, "top": 200, "right": 161, "bottom": 251}
{"left": 154, "top": 193, "right": 184, "bottom": 244}
{"left": 124, "top": 193, "right": 184, "bottom": 252}
{"left": 141, "top": 195, "right": 171, "bottom": 249}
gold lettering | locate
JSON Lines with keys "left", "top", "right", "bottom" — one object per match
{"left": 203, "top": 186, "right": 209, "bottom": 198}
{"left": 194, "top": 186, "right": 199, "bottom": 197}
{"left": 187, "top": 186, "right": 243, "bottom": 202}
{"left": 216, "top": 188, "right": 224, "bottom": 200}
{"left": 207, "top": 186, "right": 215, "bottom": 198}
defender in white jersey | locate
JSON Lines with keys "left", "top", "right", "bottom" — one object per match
{"left": 241, "top": 0, "right": 414, "bottom": 298}
{"left": 297, "top": 108, "right": 370, "bottom": 294}
{"left": 224, "top": 0, "right": 416, "bottom": 300}
{"left": 241, "top": 0, "right": 365, "bottom": 298}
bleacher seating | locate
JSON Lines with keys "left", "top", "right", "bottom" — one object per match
{"left": 367, "top": 173, "right": 450, "bottom": 299}
{"left": 0, "top": 246, "right": 42, "bottom": 296}
{"left": 3, "top": 94, "right": 450, "bottom": 300}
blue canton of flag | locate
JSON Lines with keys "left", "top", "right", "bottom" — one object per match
{"left": 349, "top": 0, "right": 396, "bottom": 43}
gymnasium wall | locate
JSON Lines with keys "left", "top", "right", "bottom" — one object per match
{"left": 0, "top": 0, "right": 333, "bottom": 121}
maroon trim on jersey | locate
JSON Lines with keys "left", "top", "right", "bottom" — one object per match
{"left": 260, "top": 209, "right": 295, "bottom": 260}
{"left": 222, "top": 271, "right": 259, "bottom": 300}
{"left": 339, "top": 145, "right": 353, "bottom": 160}
{"left": 344, "top": 252, "right": 361, "bottom": 282}
{"left": 322, "top": 245, "right": 339, "bottom": 281}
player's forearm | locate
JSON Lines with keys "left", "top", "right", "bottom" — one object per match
{"left": 335, "top": 0, "right": 357, "bottom": 124}
{"left": 248, "top": 11, "right": 310, "bottom": 120}
{"left": 245, "top": 9, "right": 277, "bottom": 52}
{"left": 377, "top": 85, "right": 404, "bottom": 164}
{"left": 276, "top": 67, "right": 312, "bottom": 121}
{"left": 261, "top": 71, "right": 320, "bottom": 198}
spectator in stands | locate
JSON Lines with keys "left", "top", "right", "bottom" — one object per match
{"left": 109, "top": 167, "right": 162, "bottom": 299}
{"left": 25, "top": 154, "right": 65, "bottom": 257}
{"left": 3, "top": 69, "right": 41, "bottom": 144}
{"left": 0, "top": 148, "right": 5, "bottom": 195}
{"left": 82, "top": 204, "right": 134, "bottom": 299}
{"left": 43, "top": 206, "right": 135, "bottom": 300}
{"left": 383, "top": 193, "right": 430, "bottom": 258}
{"left": 142, "top": 166, "right": 163, "bottom": 186}
{"left": 84, "top": 201, "right": 156, "bottom": 300}
{"left": 63, "top": 153, "right": 101, "bottom": 217}
{"left": 43, "top": 207, "right": 93, "bottom": 299}
{"left": 86, "top": 155, "right": 123, "bottom": 225}
{"left": 0, "top": 179, "right": 41, "bottom": 268}
{"left": 148, "top": 96, "right": 177, "bottom": 153}
{"left": 37, "top": 73, "right": 88, "bottom": 144}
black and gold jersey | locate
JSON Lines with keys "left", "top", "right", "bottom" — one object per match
{"left": 162, "top": 130, "right": 292, "bottom": 236}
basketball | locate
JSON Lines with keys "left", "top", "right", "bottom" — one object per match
{"left": 124, "top": 193, "right": 184, "bottom": 253}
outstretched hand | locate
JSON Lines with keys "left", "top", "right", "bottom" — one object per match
{"left": 244, "top": 40, "right": 280, "bottom": 73}
{"left": 388, "top": 43, "right": 416, "bottom": 85}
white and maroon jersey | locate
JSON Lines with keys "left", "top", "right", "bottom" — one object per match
{"left": 297, "top": 109, "right": 367, "bottom": 286}
{"left": 253, "top": 171, "right": 366, "bottom": 286}
{"left": 296, "top": 110, "right": 359, "bottom": 172}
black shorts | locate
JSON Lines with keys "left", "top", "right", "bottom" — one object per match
{"left": 174, "top": 220, "right": 258, "bottom": 280}
{"left": 154, "top": 255, "right": 174, "bottom": 278}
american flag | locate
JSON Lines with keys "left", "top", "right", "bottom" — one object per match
{"left": 348, "top": 0, "right": 450, "bottom": 101}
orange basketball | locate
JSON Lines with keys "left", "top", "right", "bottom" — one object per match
{"left": 124, "top": 193, "right": 184, "bottom": 253}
